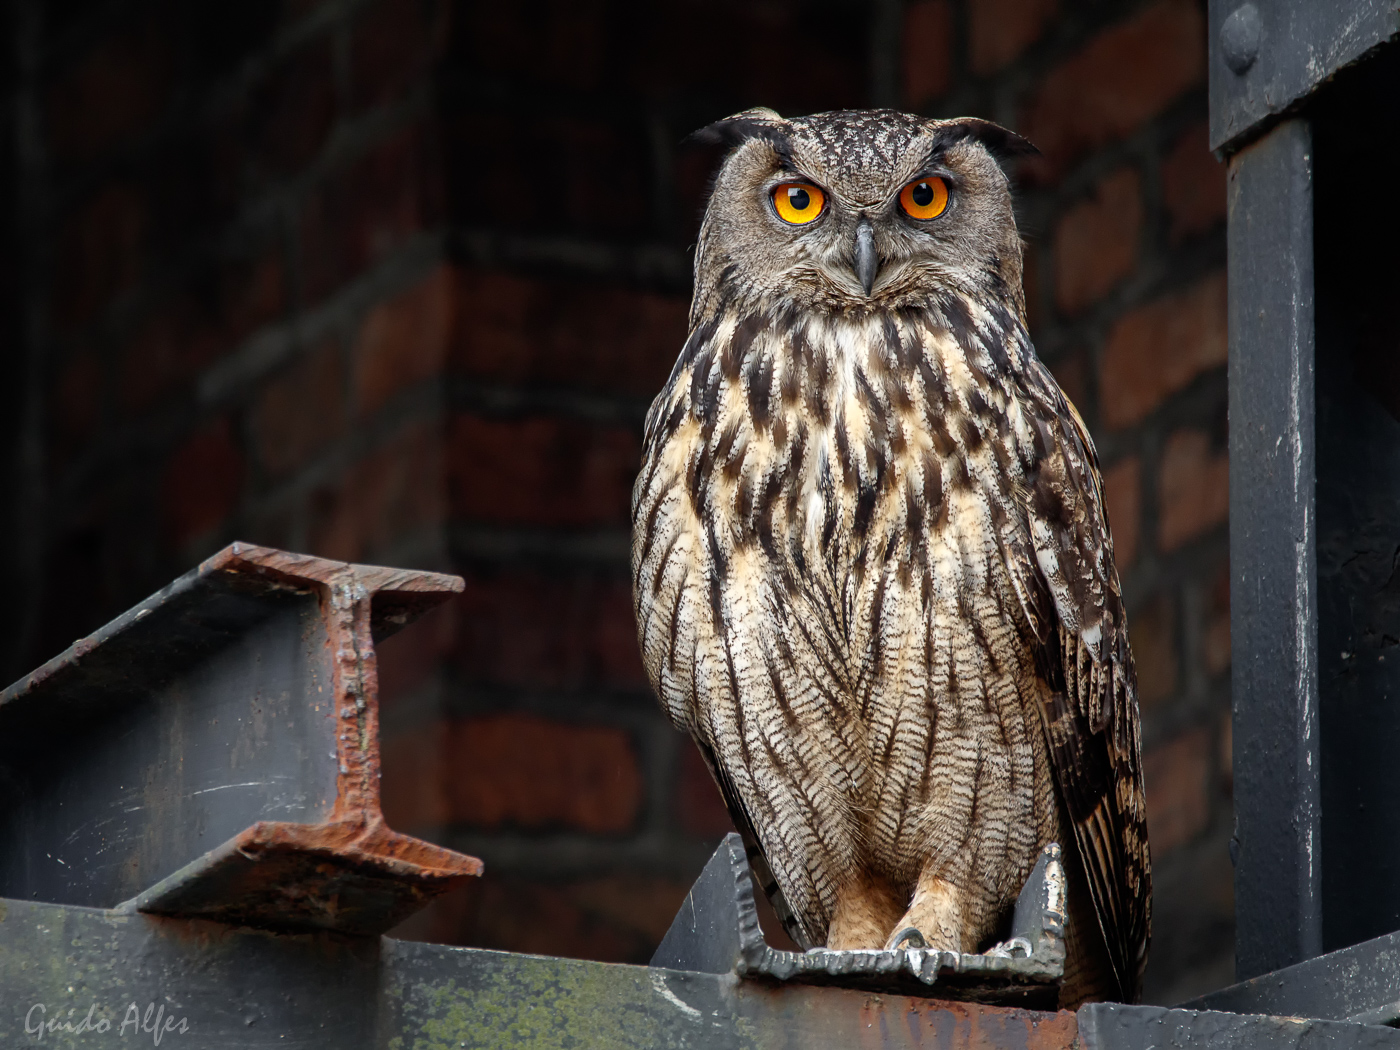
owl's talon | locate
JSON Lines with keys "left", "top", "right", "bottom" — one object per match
{"left": 984, "top": 936, "right": 1033, "bottom": 959}
{"left": 889, "top": 926, "right": 927, "bottom": 950}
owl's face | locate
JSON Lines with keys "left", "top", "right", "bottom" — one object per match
{"left": 691, "top": 109, "right": 1035, "bottom": 318}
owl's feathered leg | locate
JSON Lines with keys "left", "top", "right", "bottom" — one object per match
{"left": 824, "top": 869, "right": 904, "bottom": 949}
{"left": 881, "top": 867, "right": 969, "bottom": 953}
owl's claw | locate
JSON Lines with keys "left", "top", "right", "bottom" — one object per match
{"left": 984, "top": 936, "right": 1033, "bottom": 959}
{"left": 889, "top": 926, "right": 927, "bottom": 950}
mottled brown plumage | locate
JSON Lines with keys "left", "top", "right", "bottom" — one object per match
{"left": 630, "top": 108, "right": 1150, "bottom": 1005}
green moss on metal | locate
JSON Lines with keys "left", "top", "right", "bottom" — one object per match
{"left": 389, "top": 954, "right": 740, "bottom": 1050}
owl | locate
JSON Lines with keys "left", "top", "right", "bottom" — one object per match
{"left": 631, "top": 108, "right": 1150, "bottom": 1006}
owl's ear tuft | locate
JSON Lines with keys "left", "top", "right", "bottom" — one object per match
{"left": 934, "top": 118, "right": 1039, "bottom": 164}
{"left": 689, "top": 108, "right": 791, "bottom": 152}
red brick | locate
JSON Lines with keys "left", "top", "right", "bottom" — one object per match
{"left": 51, "top": 185, "right": 146, "bottom": 333}
{"left": 381, "top": 720, "right": 450, "bottom": 831}
{"left": 45, "top": 24, "right": 171, "bottom": 162}
{"left": 351, "top": 0, "right": 448, "bottom": 110}
{"left": 1203, "top": 561, "right": 1231, "bottom": 677}
{"left": 1162, "top": 121, "right": 1226, "bottom": 244}
{"left": 450, "top": 268, "right": 687, "bottom": 397}
{"left": 308, "top": 420, "right": 444, "bottom": 562}
{"left": 254, "top": 339, "right": 346, "bottom": 478}
{"left": 902, "top": 0, "right": 952, "bottom": 108}
{"left": 1100, "top": 271, "right": 1227, "bottom": 429}
{"left": 376, "top": 600, "right": 458, "bottom": 703}
{"left": 1131, "top": 591, "right": 1178, "bottom": 709}
{"left": 1144, "top": 727, "right": 1212, "bottom": 854}
{"left": 1053, "top": 167, "right": 1141, "bottom": 316}
{"left": 452, "top": 571, "right": 645, "bottom": 690}
{"left": 299, "top": 123, "right": 442, "bottom": 304}
{"left": 246, "top": 38, "right": 338, "bottom": 177}
{"left": 445, "top": 713, "right": 643, "bottom": 834}
{"left": 1020, "top": 0, "right": 1205, "bottom": 177}
{"left": 353, "top": 266, "right": 453, "bottom": 417}
{"left": 1022, "top": 246, "right": 1045, "bottom": 335}
{"left": 447, "top": 414, "right": 638, "bottom": 528}
{"left": 1103, "top": 455, "right": 1141, "bottom": 570}
{"left": 1158, "top": 429, "right": 1229, "bottom": 552}
{"left": 968, "top": 0, "right": 1058, "bottom": 76}
{"left": 162, "top": 417, "right": 246, "bottom": 544}
{"left": 678, "top": 740, "right": 734, "bottom": 838}
{"left": 1218, "top": 712, "right": 1233, "bottom": 796}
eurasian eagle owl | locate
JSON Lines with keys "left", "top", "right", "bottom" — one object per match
{"left": 631, "top": 108, "right": 1150, "bottom": 1006}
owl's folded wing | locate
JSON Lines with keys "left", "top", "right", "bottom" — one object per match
{"left": 1014, "top": 374, "right": 1153, "bottom": 1002}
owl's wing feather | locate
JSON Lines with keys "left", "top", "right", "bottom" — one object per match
{"left": 1017, "top": 370, "right": 1152, "bottom": 1001}
{"left": 692, "top": 737, "right": 814, "bottom": 950}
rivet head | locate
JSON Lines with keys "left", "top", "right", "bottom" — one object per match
{"left": 1221, "top": 4, "right": 1262, "bottom": 75}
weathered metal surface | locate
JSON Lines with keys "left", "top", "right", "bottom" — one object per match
{"left": 0, "top": 543, "right": 481, "bottom": 936}
{"left": 652, "top": 833, "right": 1064, "bottom": 1007}
{"left": 1208, "top": 0, "right": 1400, "bottom": 154}
{"left": 1079, "top": 1003, "right": 1400, "bottom": 1050}
{"left": 1226, "top": 119, "right": 1321, "bottom": 981}
{"left": 1184, "top": 927, "right": 1400, "bottom": 1026}
{"left": 0, "top": 896, "right": 1083, "bottom": 1049}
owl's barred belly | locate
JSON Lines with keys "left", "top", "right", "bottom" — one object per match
{"left": 637, "top": 353, "right": 1060, "bottom": 952}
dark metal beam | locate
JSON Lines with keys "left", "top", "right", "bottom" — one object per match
{"left": 1208, "top": 0, "right": 1399, "bottom": 154}
{"left": 1226, "top": 118, "right": 1321, "bottom": 980}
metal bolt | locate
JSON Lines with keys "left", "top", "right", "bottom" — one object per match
{"left": 1221, "top": 4, "right": 1262, "bottom": 75}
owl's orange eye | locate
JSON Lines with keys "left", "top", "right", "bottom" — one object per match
{"left": 899, "top": 176, "right": 949, "bottom": 220}
{"left": 772, "top": 182, "right": 826, "bottom": 225}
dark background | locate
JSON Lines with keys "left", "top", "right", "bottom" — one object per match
{"left": 0, "top": 0, "right": 1231, "bottom": 1003}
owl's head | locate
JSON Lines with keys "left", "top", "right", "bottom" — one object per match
{"left": 690, "top": 108, "right": 1036, "bottom": 318}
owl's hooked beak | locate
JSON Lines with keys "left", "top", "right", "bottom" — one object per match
{"left": 854, "top": 219, "right": 880, "bottom": 296}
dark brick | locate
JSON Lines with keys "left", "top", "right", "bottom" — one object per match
{"left": 51, "top": 350, "right": 103, "bottom": 466}
{"left": 450, "top": 268, "right": 687, "bottom": 396}
{"left": 351, "top": 0, "right": 448, "bottom": 110}
{"left": 1053, "top": 166, "right": 1141, "bottom": 316}
{"left": 445, "top": 713, "right": 643, "bottom": 833}
{"left": 1100, "top": 270, "right": 1227, "bottom": 429}
{"left": 677, "top": 740, "right": 733, "bottom": 839}
{"left": 1145, "top": 726, "right": 1212, "bottom": 855}
{"left": 51, "top": 184, "right": 146, "bottom": 334}
{"left": 392, "top": 873, "right": 689, "bottom": 964}
{"left": 1159, "top": 428, "right": 1228, "bottom": 552}
{"left": 1103, "top": 454, "right": 1141, "bottom": 571}
{"left": 254, "top": 339, "right": 346, "bottom": 478}
{"left": 1020, "top": 0, "right": 1205, "bottom": 178}
{"left": 458, "top": 0, "right": 607, "bottom": 93}
{"left": 245, "top": 36, "right": 339, "bottom": 178}
{"left": 451, "top": 571, "right": 645, "bottom": 690}
{"left": 353, "top": 265, "right": 453, "bottom": 417}
{"left": 299, "top": 123, "right": 442, "bottom": 304}
{"left": 968, "top": 0, "right": 1058, "bottom": 76}
{"left": 447, "top": 413, "right": 638, "bottom": 528}
{"left": 1132, "top": 590, "right": 1178, "bottom": 709}
{"left": 902, "top": 0, "right": 952, "bottom": 108}
{"left": 308, "top": 420, "right": 444, "bottom": 562}
{"left": 1204, "top": 560, "right": 1231, "bottom": 677}
{"left": 1162, "top": 120, "right": 1226, "bottom": 244}
{"left": 45, "top": 23, "right": 171, "bottom": 162}
{"left": 443, "top": 113, "right": 648, "bottom": 238}
{"left": 162, "top": 417, "right": 245, "bottom": 545}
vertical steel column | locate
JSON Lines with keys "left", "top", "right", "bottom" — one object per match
{"left": 1226, "top": 118, "right": 1320, "bottom": 980}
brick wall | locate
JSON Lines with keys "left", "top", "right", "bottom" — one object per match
{"left": 1, "top": 0, "right": 1229, "bottom": 1003}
